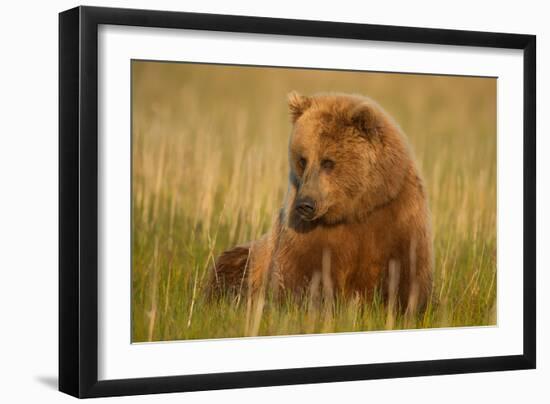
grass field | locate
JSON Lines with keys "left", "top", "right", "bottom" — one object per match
{"left": 131, "top": 61, "right": 497, "bottom": 342}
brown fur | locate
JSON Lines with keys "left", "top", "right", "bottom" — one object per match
{"left": 209, "top": 92, "right": 433, "bottom": 311}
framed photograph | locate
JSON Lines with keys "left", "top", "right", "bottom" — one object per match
{"left": 59, "top": 6, "right": 536, "bottom": 398}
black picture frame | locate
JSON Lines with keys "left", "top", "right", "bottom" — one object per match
{"left": 59, "top": 5, "right": 536, "bottom": 398}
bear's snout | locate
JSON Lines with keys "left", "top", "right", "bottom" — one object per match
{"left": 295, "top": 196, "right": 317, "bottom": 221}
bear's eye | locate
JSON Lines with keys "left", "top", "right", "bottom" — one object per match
{"left": 298, "top": 157, "right": 307, "bottom": 170}
{"left": 321, "top": 159, "right": 335, "bottom": 171}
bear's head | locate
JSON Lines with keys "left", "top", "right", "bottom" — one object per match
{"left": 286, "top": 91, "right": 413, "bottom": 226}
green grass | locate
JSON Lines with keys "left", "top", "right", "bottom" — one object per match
{"left": 131, "top": 61, "right": 497, "bottom": 342}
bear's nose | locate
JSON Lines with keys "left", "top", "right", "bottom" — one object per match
{"left": 296, "top": 197, "right": 317, "bottom": 220}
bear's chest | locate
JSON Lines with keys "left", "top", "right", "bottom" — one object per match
{"left": 275, "top": 223, "right": 388, "bottom": 291}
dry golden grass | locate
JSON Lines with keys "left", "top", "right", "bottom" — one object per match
{"left": 131, "top": 61, "right": 496, "bottom": 342}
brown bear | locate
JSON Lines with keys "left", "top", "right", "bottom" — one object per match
{"left": 209, "top": 92, "right": 433, "bottom": 312}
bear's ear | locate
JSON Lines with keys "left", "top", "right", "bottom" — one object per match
{"left": 287, "top": 91, "right": 311, "bottom": 123}
{"left": 349, "top": 103, "right": 379, "bottom": 137}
